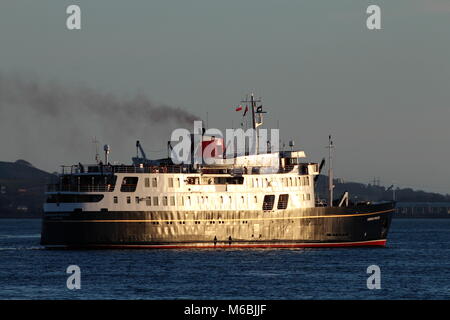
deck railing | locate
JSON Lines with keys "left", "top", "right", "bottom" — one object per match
{"left": 47, "top": 184, "right": 115, "bottom": 192}
{"left": 59, "top": 163, "right": 314, "bottom": 176}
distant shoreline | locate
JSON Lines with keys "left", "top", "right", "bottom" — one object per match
{"left": 0, "top": 212, "right": 42, "bottom": 219}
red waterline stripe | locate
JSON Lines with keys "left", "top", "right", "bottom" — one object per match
{"left": 66, "top": 239, "right": 387, "bottom": 249}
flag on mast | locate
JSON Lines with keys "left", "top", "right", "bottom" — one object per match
{"left": 243, "top": 105, "right": 249, "bottom": 116}
{"left": 235, "top": 105, "right": 243, "bottom": 112}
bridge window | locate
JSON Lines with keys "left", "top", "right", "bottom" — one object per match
{"left": 300, "top": 164, "right": 309, "bottom": 175}
{"left": 146, "top": 197, "right": 151, "bottom": 206}
{"left": 152, "top": 177, "right": 158, "bottom": 188}
{"left": 277, "top": 194, "right": 289, "bottom": 209}
{"left": 187, "top": 177, "right": 199, "bottom": 185}
{"left": 144, "top": 178, "right": 150, "bottom": 188}
{"left": 121, "top": 177, "right": 138, "bottom": 192}
{"left": 113, "top": 196, "right": 118, "bottom": 204}
{"left": 263, "top": 195, "right": 275, "bottom": 211}
{"left": 191, "top": 176, "right": 244, "bottom": 185}
{"left": 168, "top": 178, "right": 174, "bottom": 188}
{"left": 170, "top": 196, "right": 175, "bottom": 206}
{"left": 126, "top": 196, "right": 131, "bottom": 204}
{"left": 153, "top": 197, "right": 159, "bottom": 206}
{"left": 162, "top": 196, "right": 168, "bottom": 206}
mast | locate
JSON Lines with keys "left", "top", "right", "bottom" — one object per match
{"left": 327, "top": 135, "right": 334, "bottom": 207}
{"left": 251, "top": 94, "right": 256, "bottom": 131}
{"left": 92, "top": 136, "right": 100, "bottom": 164}
{"left": 241, "top": 93, "right": 262, "bottom": 155}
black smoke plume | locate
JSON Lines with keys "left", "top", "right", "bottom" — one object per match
{"left": 0, "top": 72, "right": 199, "bottom": 126}
{"left": 0, "top": 71, "right": 200, "bottom": 169}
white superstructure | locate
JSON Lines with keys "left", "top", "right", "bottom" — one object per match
{"left": 45, "top": 153, "right": 319, "bottom": 214}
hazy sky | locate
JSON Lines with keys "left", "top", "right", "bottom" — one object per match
{"left": 0, "top": 0, "right": 449, "bottom": 193}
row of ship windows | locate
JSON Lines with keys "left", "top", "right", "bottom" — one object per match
{"left": 141, "top": 176, "right": 310, "bottom": 188}
{"left": 113, "top": 193, "right": 312, "bottom": 209}
{"left": 251, "top": 176, "right": 310, "bottom": 188}
{"left": 143, "top": 177, "right": 179, "bottom": 188}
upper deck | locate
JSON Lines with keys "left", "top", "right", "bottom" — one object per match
{"left": 47, "top": 148, "right": 319, "bottom": 195}
{"left": 47, "top": 162, "right": 319, "bottom": 193}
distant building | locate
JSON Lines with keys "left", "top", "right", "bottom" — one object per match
{"left": 395, "top": 202, "right": 450, "bottom": 218}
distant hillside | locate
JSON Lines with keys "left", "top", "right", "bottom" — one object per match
{"left": 0, "top": 160, "right": 54, "bottom": 181}
{"left": 315, "top": 175, "right": 450, "bottom": 203}
{"left": 0, "top": 160, "right": 57, "bottom": 217}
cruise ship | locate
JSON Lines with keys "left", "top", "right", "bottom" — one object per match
{"left": 40, "top": 95, "right": 395, "bottom": 248}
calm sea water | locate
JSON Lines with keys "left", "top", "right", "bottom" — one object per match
{"left": 0, "top": 218, "right": 449, "bottom": 300}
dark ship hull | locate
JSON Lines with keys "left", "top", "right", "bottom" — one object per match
{"left": 40, "top": 202, "right": 394, "bottom": 249}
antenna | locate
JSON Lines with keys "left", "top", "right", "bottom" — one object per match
{"left": 326, "top": 135, "right": 334, "bottom": 207}
{"left": 277, "top": 120, "right": 280, "bottom": 152}
{"left": 92, "top": 136, "right": 100, "bottom": 164}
